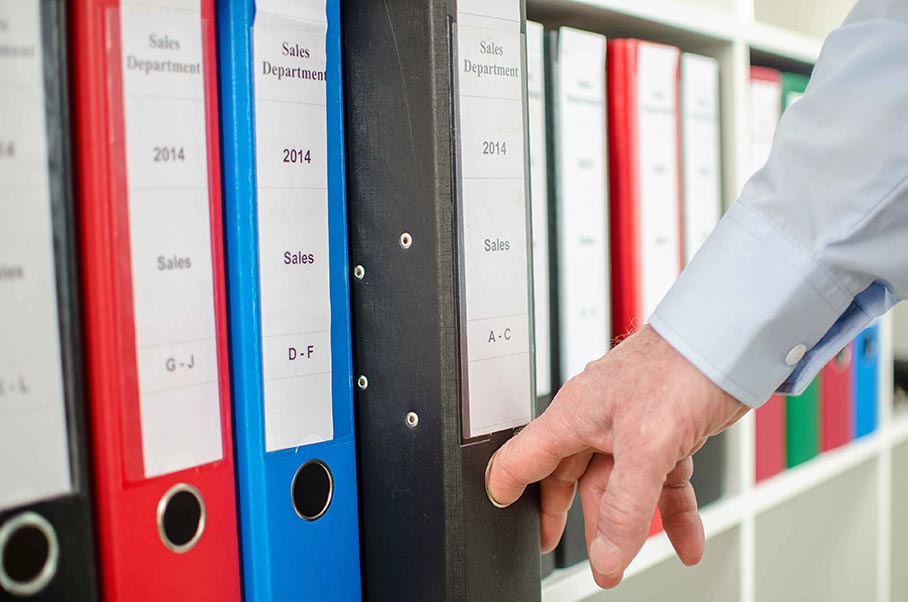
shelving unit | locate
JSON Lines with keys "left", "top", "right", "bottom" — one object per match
{"left": 523, "top": 1, "right": 899, "bottom": 600}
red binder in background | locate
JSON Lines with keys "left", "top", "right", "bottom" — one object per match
{"left": 71, "top": 1, "right": 240, "bottom": 599}
{"left": 607, "top": 39, "right": 683, "bottom": 341}
{"left": 608, "top": 39, "right": 682, "bottom": 536}
{"left": 756, "top": 394, "right": 786, "bottom": 482}
{"left": 820, "top": 345, "right": 855, "bottom": 452}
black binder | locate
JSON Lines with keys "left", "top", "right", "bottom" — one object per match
{"left": 0, "top": 1, "right": 97, "bottom": 600}
{"left": 543, "top": 26, "right": 611, "bottom": 571}
{"left": 342, "top": 0, "right": 541, "bottom": 598}
{"left": 690, "top": 432, "right": 727, "bottom": 508}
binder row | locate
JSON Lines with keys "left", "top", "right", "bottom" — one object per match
{"left": 751, "top": 68, "right": 880, "bottom": 483}
{"left": 529, "top": 26, "right": 728, "bottom": 570}
{"left": 0, "top": 2, "right": 877, "bottom": 601}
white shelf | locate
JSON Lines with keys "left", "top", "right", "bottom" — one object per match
{"left": 749, "top": 431, "right": 881, "bottom": 515}
{"left": 747, "top": 21, "right": 822, "bottom": 63}
{"left": 529, "top": 0, "right": 739, "bottom": 41}
{"left": 528, "top": 0, "right": 829, "bottom": 62}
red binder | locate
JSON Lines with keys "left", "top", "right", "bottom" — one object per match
{"left": 71, "top": 1, "right": 240, "bottom": 599}
{"left": 608, "top": 39, "right": 683, "bottom": 537}
{"left": 820, "top": 345, "right": 855, "bottom": 452}
{"left": 755, "top": 394, "right": 786, "bottom": 482}
{"left": 607, "top": 39, "right": 683, "bottom": 340}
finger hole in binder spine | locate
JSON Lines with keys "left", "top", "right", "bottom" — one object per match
{"left": 291, "top": 460, "right": 333, "bottom": 521}
{"left": 0, "top": 512, "right": 59, "bottom": 597}
{"left": 157, "top": 484, "right": 206, "bottom": 553}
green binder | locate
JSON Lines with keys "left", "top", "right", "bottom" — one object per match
{"left": 781, "top": 72, "right": 810, "bottom": 111}
{"left": 787, "top": 377, "right": 821, "bottom": 467}
{"left": 781, "top": 69, "right": 815, "bottom": 469}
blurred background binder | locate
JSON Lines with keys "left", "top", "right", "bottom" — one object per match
{"left": 608, "top": 37, "right": 682, "bottom": 537}
{"left": 545, "top": 26, "right": 609, "bottom": 569}
{"left": 680, "top": 51, "right": 727, "bottom": 509}
{"left": 71, "top": 0, "right": 241, "bottom": 598}
{"left": 756, "top": 394, "right": 787, "bottom": 482}
{"left": 342, "top": 0, "right": 540, "bottom": 598}
{"left": 526, "top": 19, "right": 556, "bottom": 579}
{"left": 527, "top": 21, "right": 553, "bottom": 422}
{"left": 853, "top": 323, "right": 879, "bottom": 439}
{"left": 0, "top": 1, "right": 97, "bottom": 598}
{"left": 608, "top": 38, "right": 681, "bottom": 344}
{"left": 820, "top": 345, "right": 855, "bottom": 452}
{"left": 547, "top": 27, "right": 610, "bottom": 390}
{"left": 218, "top": 0, "right": 361, "bottom": 598}
{"left": 748, "top": 67, "right": 780, "bottom": 178}
{"left": 781, "top": 71, "right": 809, "bottom": 110}
{"left": 787, "top": 378, "right": 820, "bottom": 467}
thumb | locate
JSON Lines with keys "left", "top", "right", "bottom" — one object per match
{"left": 589, "top": 444, "right": 674, "bottom": 578}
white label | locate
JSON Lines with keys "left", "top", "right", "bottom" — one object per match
{"left": 554, "top": 28, "right": 610, "bottom": 381}
{"left": 680, "top": 53, "right": 721, "bottom": 264}
{"left": 253, "top": 5, "right": 334, "bottom": 452}
{"left": 0, "top": 0, "right": 73, "bottom": 511}
{"left": 456, "top": 2, "right": 533, "bottom": 438}
{"left": 636, "top": 43, "right": 680, "bottom": 318}
{"left": 748, "top": 73, "right": 781, "bottom": 180}
{"left": 526, "top": 21, "right": 551, "bottom": 398}
{"left": 120, "top": 1, "right": 223, "bottom": 478}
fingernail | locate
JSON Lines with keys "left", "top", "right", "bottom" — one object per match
{"left": 485, "top": 450, "right": 509, "bottom": 509}
{"left": 590, "top": 534, "right": 623, "bottom": 576}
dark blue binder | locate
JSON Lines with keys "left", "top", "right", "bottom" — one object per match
{"left": 217, "top": 1, "right": 361, "bottom": 599}
{"left": 853, "top": 322, "right": 879, "bottom": 439}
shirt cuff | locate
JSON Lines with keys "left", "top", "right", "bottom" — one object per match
{"left": 650, "top": 201, "right": 861, "bottom": 408}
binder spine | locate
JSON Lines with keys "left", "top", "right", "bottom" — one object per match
{"left": 526, "top": 21, "right": 552, "bottom": 416}
{"left": 820, "top": 345, "right": 855, "bottom": 452}
{"left": 217, "top": 0, "right": 265, "bottom": 597}
{"left": 0, "top": 0, "right": 98, "bottom": 598}
{"left": 787, "top": 377, "right": 820, "bottom": 467}
{"left": 546, "top": 27, "right": 610, "bottom": 569}
{"left": 343, "top": 0, "right": 540, "bottom": 598}
{"left": 756, "top": 394, "right": 787, "bottom": 482}
{"left": 854, "top": 323, "right": 879, "bottom": 439}
{"left": 607, "top": 39, "right": 642, "bottom": 340}
{"left": 219, "top": 0, "right": 361, "bottom": 598}
{"left": 71, "top": 1, "right": 240, "bottom": 598}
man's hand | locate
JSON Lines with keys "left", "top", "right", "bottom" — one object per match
{"left": 485, "top": 325, "right": 749, "bottom": 588}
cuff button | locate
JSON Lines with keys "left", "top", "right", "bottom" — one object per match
{"left": 785, "top": 344, "right": 807, "bottom": 366}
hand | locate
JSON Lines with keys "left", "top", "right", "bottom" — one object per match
{"left": 485, "top": 325, "right": 749, "bottom": 588}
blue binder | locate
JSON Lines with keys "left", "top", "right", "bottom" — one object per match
{"left": 853, "top": 322, "right": 879, "bottom": 439}
{"left": 217, "top": 1, "right": 361, "bottom": 599}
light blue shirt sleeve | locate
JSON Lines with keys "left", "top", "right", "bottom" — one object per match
{"left": 650, "top": 0, "right": 908, "bottom": 408}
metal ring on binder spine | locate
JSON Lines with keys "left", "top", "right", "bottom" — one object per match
{"left": 156, "top": 483, "right": 206, "bottom": 553}
{"left": 0, "top": 512, "right": 60, "bottom": 597}
{"left": 290, "top": 460, "right": 334, "bottom": 521}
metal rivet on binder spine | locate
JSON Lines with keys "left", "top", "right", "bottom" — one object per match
{"left": 405, "top": 412, "right": 419, "bottom": 428}
{"left": 353, "top": 265, "right": 365, "bottom": 280}
{"left": 357, "top": 375, "right": 369, "bottom": 390}
{"left": 399, "top": 232, "right": 412, "bottom": 249}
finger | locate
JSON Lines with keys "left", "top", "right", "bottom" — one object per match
{"left": 588, "top": 441, "right": 677, "bottom": 581}
{"left": 658, "top": 457, "right": 704, "bottom": 566}
{"left": 486, "top": 400, "right": 590, "bottom": 508}
{"left": 540, "top": 452, "right": 594, "bottom": 553}
{"left": 578, "top": 454, "right": 625, "bottom": 589}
